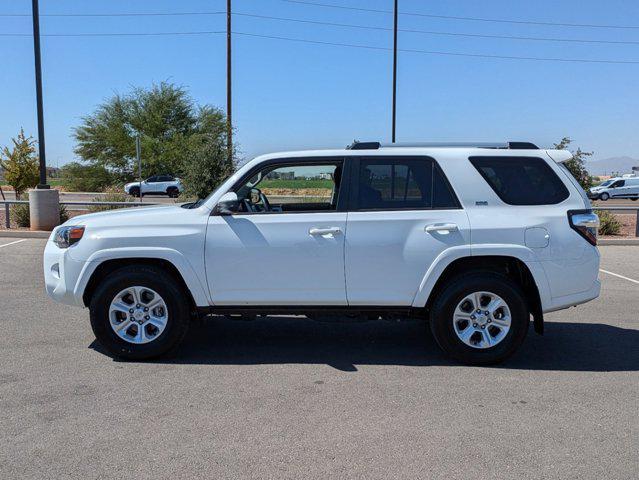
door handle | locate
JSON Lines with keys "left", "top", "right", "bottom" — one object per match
{"left": 309, "top": 227, "right": 342, "bottom": 236}
{"left": 425, "top": 223, "right": 459, "bottom": 233}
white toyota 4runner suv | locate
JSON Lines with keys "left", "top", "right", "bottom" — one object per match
{"left": 44, "top": 142, "right": 601, "bottom": 365}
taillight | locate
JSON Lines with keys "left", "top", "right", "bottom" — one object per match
{"left": 568, "top": 210, "right": 599, "bottom": 246}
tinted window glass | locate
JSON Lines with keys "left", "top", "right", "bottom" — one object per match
{"left": 611, "top": 180, "right": 625, "bottom": 188}
{"left": 470, "top": 156, "right": 569, "bottom": 205}
{"left": 147, "top": 176, "right": 159, "bottom": 183}
{"left": 356, "top": 158, "right": 458, "bottom": 210}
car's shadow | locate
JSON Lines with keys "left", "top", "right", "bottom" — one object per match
{"left": 91, "top": 316, "right": 639, "bottom": 372}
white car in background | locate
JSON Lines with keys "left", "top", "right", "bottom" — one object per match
{"left": 588, "top": 176, "right": 639, "bottom": 201}
{"left": 124, "top": 175, "right": 182, "bottom": 198}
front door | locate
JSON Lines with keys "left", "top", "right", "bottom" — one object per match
{"left": 205, "top": 160, "right": 348, "bottom": 305}
{"left": 344, "top": 156, "right": 470, "bottom": 306}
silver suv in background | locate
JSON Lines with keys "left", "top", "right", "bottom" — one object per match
{"left": 124, "top": 175, "right": 182, "bottom": 198}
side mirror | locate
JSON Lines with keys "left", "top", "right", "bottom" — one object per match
{"left": 214, "top": 192, "right": 239, "bottom": 215}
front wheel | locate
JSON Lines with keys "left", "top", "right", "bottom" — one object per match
{"left": 599, "top": 192, "right": 610, "bottom": 201}
{"left": 89, "top": 265, "right": 190, "bottom": 360}
{"left": 429, "top": 273, "right": 529, "bottom": 365}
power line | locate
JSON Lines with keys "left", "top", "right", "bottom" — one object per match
{"left": 232, "top": 31, "right": 639, "bottom": 64}
{"left": 234, "top": 12, "right": 639, "bottom": 46}
{"left": 0, "top": 11, "right": 224, "bottom": 17}
{"left": 283, "top": 0, "right": 639, "bottom": 30}
{"left": 1, "top": 31, "right": 224, "bottom": 37}
{"left": 3, "top": 11, "right": 638, "bottom": 45}
{"left": 2, "top": 28, "right": 637, "bottom": 64}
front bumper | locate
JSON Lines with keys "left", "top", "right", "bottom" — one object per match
{"left": 43, "top": 236, "right": 89, "bottom": 307}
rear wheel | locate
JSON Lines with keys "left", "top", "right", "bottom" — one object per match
{"left": 89, "top": 265, "right": 190, "bottom": 360}
{"left": 599, "top": 192, "right": 610, "bottom": 201}
{"left": 429, "top": 272, "right": 529, "bottom": 365}
{"left": 166, "top": 187, "right": 179, "bottom": 198}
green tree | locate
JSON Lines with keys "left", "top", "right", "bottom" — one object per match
{"left": 554, "top": 137, "right": 593, "bottom": 190}
{"left": 0, "top": 129, "right": 39, "bottom": 199}
{"left": 59, "top": 162, "right": 114, "bottom": 192}
{"left": 180, "top": 132, "right": 236, "bottom": 200}
{"left": 73, "top": 82, "right": 234, "bottom": 192}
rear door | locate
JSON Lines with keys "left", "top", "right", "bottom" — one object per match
{"left": 344, "top": 156, "right": 470, "bottom": 306}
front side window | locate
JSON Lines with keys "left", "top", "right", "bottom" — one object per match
{"left": 234, "top": 162, "right": 342, "bottom": 213}
{"left": 354, "top": 157, "right": 459, "bottom": 210}
{"left": 611, "top": 180, "right": 625, "bottom": 188}
{"left": 470, "top": 156, "right": 569, "bottom": 205}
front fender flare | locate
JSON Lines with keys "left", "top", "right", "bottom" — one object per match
{"left": 73, "top": 247, "right": 210, "bottom": 307}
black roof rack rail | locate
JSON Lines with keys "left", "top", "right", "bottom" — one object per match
{"left": 346, "top": 141, "right": 539, "bottom": 150}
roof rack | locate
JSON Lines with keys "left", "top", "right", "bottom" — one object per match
{"left": 346, "top": 141, "right": 539, "bottom": 150}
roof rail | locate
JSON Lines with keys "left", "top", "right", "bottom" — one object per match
{"left": 346, "top": 141, "right": 539, "bottom": 150}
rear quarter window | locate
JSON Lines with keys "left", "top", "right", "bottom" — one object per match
{"left": 469, "top": 156, "right": 570, "bottom": 205}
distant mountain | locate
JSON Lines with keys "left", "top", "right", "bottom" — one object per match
{"left": 585, "top": 156, "right": 639, "bottom": 176}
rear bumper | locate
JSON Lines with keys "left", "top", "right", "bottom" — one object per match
{"left": 543, "top": 279, "right": 601, "bottom": 313}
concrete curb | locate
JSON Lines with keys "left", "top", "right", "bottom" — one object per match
{"left": 598, "top": 238, "right": 639, "bottom": 246}
{"left": 0, "top": 230, "right": 51, "bottom": 239}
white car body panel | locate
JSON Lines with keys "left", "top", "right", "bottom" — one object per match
{"left": 206, "top": 212, "right": 347, "bottom": 305}
{"left": 44, "top": 145, "right": 600, "bottom": 319}
{"left": 345, "top": 209, "right": 470, "bottom": 306}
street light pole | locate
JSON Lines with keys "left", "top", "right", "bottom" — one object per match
{"left": 391, "top": 0, "right": 398, "bottom": 143}
{"left": 31, "top": 0, "right": 48, "bottom": 188}
{"left": 226, "top": 0, "right": 233, "bottom": 164}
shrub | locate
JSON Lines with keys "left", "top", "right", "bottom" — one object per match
{"left": 10, "top": 203, "right": 69, "bottom": 228}
{"left": 597, "top": 210, "right": 621, "bottom": 236}
{"left": 88, "top": 188, "right": 133, "bottom": 212}
{"left": 11, "top": 203, "right": 31, "bottom": 227}
{"left": 60, "top": 162, "right": 114, "bottom": 192}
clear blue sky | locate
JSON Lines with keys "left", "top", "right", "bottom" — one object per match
{"left": 1, "top": 0, "right": 638, "bottom": 167}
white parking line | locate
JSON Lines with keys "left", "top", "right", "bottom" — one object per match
{"left": 0, "top": 239, "right": 27, "bottom": 249}
{"left": 600, "top": 269, "right": 639, "bottom": 285}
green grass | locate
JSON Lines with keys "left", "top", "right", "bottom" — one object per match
{"left": 259, "top": 179, "right": 333, "bottom": 189}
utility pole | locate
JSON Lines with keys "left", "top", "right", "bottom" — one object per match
{"left": 136, "top": 135, "right": 142, "bottom": 203}
{"left": 31, "top": 0, "right": 48, "bottom": 188}
{"left": 391, "top": 0, "right": 398, "bottom": 143}
{"left": 226, "top": 0, "right": 233, "bottom": 164}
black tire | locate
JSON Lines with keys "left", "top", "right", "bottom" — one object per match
{"left": 631, "top": 198, "right": 638, "bottom": 201}
{"left": 89, "top": 265, "right": 191, "bottom": 360}
{"left": 166, "top": 187, "right": 179, "bottom": 198}
{"left": 599, "top": 192, "right": 609, "bottom": 201}
{"left": 429, "top": 272, "right": 529, "bottom": 365}
{"left": 129, "top": 187, "right": 140, "bottom": 198}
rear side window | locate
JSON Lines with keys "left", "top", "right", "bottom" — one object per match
{"left": 469, "top": 156, "right": 569, "bottom": 205}
{"left": 354, "top": 157, "right": 459, "bottom": 210}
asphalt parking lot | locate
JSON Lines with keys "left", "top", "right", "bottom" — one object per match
{"left": 0, "top": 238, "right": 637, "bottom": 480}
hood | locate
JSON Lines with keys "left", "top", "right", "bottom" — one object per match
{"left": 64, "top": 204, "right": 187, "bottom": 227}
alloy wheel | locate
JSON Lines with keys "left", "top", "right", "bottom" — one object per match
{"left": 108, "top": 286, "right": 169, "bottom": 344}
{"left": 452, "top": 291, "right": 511, "bottom": 349}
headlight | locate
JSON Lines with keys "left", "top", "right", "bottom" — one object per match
{"left": 53, "top": 226, "right": 85, "bottom": 248}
